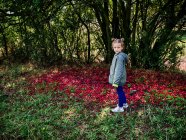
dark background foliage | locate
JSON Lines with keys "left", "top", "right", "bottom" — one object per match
{"left": 0, "top": 0, "right": 185, "bottom": 69}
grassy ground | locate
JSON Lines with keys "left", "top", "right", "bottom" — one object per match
{"left": 0, "top": 64, "right": 185, "bottom": 140}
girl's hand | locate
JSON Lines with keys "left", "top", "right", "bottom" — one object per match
{"left": 112, "top": 84, "right": 118, "bottom": 88}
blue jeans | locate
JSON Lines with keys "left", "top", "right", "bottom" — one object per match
{"left": 117, "top": 86, "right": 127, "bottom": 107}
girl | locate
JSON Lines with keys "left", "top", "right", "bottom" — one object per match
{"left": 109, "top": 38, "right": 128, "bottom": 112}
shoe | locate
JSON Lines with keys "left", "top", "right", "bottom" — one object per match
{"left": 123, "top": 103, "right": 128, "bottom": 108}
{"left": 111, "top": 105, "right": 124, "bottom": 112}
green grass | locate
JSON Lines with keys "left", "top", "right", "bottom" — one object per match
{"left": 1, "top": 91, "right": 185, "bottom": 139}
{"left": 0, "top": 64, "right": 185, "bottom": 140}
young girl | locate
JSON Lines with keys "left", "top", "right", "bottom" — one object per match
{"left": 109, "top": 38, "right": 128, "bottom": 112}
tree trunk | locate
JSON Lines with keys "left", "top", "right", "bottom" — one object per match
{"left": 119, "top": 0, "right": 132, "bottom": 51}
{"left": 2, "top": 33, "right": 8, "bottom": 57}
{"left": 131, "top": 0, "right": 139, "bottom": 66}
{"left": 70, "top": 1, "right": 91, "bottom": 64}
{"left": 92, "top": 1, "right": 112, "bottom": 63}
{"left": 83, "top": 23, "right": 91, "bottom": 64}
{"left": 112, "top": 0, "right": 120, "bottom": 38}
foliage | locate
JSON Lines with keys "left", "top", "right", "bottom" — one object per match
{"left": 0, "top": 0, "right": 186, "bottom": 68}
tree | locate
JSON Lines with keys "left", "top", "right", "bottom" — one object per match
{"left": 0, "top": 0, "right": 185, "bottom": 69}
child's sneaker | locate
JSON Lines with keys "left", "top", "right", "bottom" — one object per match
{"left": 123, "top": 103, "right": 128, "bottom": 108}
{"left": 111, "top": 105, "right": 124, "bottom": 112}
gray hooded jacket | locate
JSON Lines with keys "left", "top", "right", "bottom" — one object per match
{"left": 109, "top": 52, "right": 128, "bottom": 86}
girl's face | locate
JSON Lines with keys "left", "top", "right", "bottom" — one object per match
{"left": 112, "top": 43, "right": 123, "bottom": 53}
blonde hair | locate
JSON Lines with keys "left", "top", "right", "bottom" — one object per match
{"left": 111, "top": 38, "right": 125, "bottom": 48}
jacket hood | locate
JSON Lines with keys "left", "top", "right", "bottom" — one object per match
{"left": 116, "top": 52, "right": 126, "bottom": 58}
